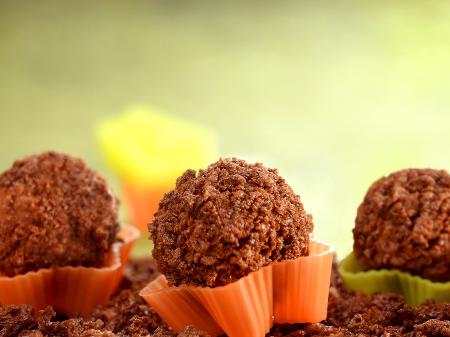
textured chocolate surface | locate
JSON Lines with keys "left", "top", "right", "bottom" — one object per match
{"left": 1, "top": 257, "right": 449, "bottom": 336}
{"left": 353, "top": 168, "right": 450, "bottom": 282}
{"left": 150, "top": 158, "right": 313, "bottom": 287}
{"left": 0, "top": 151, "right": 119, "bottom": 276}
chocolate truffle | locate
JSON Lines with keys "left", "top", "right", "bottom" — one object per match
{"left": 0, "top": 151, "right": 119, "bottom": 276}
{"left": 353, "top": 168, "right": 450, "bottom": 282}
{"left": 149, "top": 158, "right": 313, "bottom": 287}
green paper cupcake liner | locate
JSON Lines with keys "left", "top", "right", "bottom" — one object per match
{"left": 339, "top": 252, "right": 450, "bottom": 306}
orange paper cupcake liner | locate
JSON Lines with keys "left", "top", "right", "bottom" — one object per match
{"left": 122, "top": 182, "right": 169, "bottom": 232}
{"left": 190, "top": 265, "right": 273, "bottom": 337}
{"left": 0, "top": 226, "right": 140, "bottom": 317}
{"left": 272, "top": 240, "right": 334, "bottom": 323}
{"left": 141, "top": 239, "right": 333, "bottom": 336}
{"left": 140, "top": 275, "right": 223, "bottom": 336}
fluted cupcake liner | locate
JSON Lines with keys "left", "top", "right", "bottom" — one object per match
{"left": 0, "top": 226, "right": 140, "bottom": 316}
{"left": 140, "top": 275, "right": 223, "bottom": 336}
{"left": 140, "top": 239, "right": 334, "bottom": 337}
{"left": 272, "top": 240, "right": 334, "bottom": 323}
{"left": 190, "top": 265, "right": 273, "bottom": 337}
{"left": 339, "top": 252, "right": 450, "bottom": 306}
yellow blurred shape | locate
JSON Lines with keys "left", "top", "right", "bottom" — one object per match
{"left": 96, "top": 105, "right": 217, "bottom": 188}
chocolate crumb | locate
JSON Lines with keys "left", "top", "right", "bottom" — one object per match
{"left": 120, "top": 257, "right": 160, "bottom": 292}
{"left": 178, "top": 325, "right": 211, "bottom": 337}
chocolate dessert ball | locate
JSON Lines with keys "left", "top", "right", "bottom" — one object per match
{"left": 149, "top": 158, "right": 313, "bottom": 287}
{"left": 354, "top": 168, "right": 450, "bottom": 282}
{"left": 0, "top": 151, "right": 119, "bottom": 276}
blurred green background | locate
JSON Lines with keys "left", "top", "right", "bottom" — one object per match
{"left": 1, "top": 0, "right": 450, "bottom": 257}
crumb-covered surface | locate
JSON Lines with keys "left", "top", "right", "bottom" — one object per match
{"left": 150, "top": 158, "right": 313, "bottom": 287}
{"left": 0, "top": 151, "right": 119, "bottom": 276}
{"left": 353, "top": 168, "right": 450, "bottom": 282}
{"left": 1, "top": 257, "right": 449, "bottom": 337}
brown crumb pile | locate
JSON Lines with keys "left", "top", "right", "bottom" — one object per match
{"left": 0, "top": 151, "right": 119, "bottom": 276}
{"left": 150, "top": 158, "right": 313, "bottom": 287}
{"left": 353, "top": 168, "right": 450, "bottom": 282}
{"left": 1, "top": 258, "right": 449, "bottom": 337}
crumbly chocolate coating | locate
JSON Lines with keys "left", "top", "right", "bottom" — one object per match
{"left": 149, "top": 158, "right": 313, "bottom": 287}
{"left": 0, "top": 151, "right": 119, "bottom": 276}
{"left": 353, "top": 168, "right": 450, "bottom": 282}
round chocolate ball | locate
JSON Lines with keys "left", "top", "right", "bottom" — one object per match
{"left": 149, "top": 158, "right": 313, "bottom": 287}
{"left": 353, "top": 168, "right": 450, "bottom": 282}
{"left": 0, "top": 151, "right": 119, "bottom": 276}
